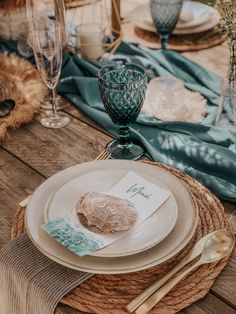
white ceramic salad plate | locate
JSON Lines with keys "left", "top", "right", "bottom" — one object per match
{"left": 43, "top": 167, "right": 178, "bottom": 257}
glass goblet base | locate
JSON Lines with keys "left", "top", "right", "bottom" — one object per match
{"left": 40, "top": 113, "right": 71, "bottom": 129}
{"left": 106, "top": 139, "right": 144, "bottom": 160}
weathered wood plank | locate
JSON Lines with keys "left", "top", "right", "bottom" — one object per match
{"left": 222, "top": 201, "right": 236, "bottom": 215}
{"left": 0, "top": 148, "right": 44, "bottom": 247}
{"left": 64, "top": 104, "right": 113, "bottom": 138}
{"left": 1, "top": 115, "right": 112, "bottom": 178}
{"left": 181, "top": 292, "right": 236, "bottom": 314}
{"left": 209, "top": 201, "right": 236, "bottom": 309}
{"left": 211, "top": 245, "right": 236, "bottom": 309}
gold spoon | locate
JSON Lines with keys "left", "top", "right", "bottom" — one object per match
{"left": 126, "top": 231, "right": 214, "bottom": 313}
{"left": 134, "top": 229, "right": 235, "bottom": 314}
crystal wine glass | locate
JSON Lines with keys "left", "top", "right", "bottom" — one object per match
{"left": 98, "top": 63, "right": 147, "bottom": 160}
{"left": 26, "top": 0, "right": 70, "bottom": 128}
{"left": 150, "top": 0, "right": 184, "bottom": 50}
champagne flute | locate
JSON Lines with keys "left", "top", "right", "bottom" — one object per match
{"left": 26, "top": 0, "right": 70, "bottom": 128}
{"left": 32, "top": 27, "right": 70, "bottom": 128}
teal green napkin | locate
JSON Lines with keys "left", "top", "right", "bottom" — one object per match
{"left": 58, "top": 42, "right": 236, "bottom": 202}
{"left": 1, "top": 39, "right": 235, "bottom": 202}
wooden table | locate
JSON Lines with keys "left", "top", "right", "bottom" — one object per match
{"left": 0, "top": 44, "right": 236, "bottom": 314}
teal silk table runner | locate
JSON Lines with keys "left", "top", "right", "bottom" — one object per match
{"left": 58, "top": 42, "right": 236, "bottom": 202}
{"left": 1, "top": 39, "right": 236, "bottom": 202}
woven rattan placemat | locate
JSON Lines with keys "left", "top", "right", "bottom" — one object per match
{"left": 122, "top": 23, "right": 225, "bottom": 52}
{"left": 11, "top": 162, "right": 230, "bottom": 314}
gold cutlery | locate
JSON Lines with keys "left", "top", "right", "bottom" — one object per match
{"left": 95, "top": 149, "right": 111, "bottom": 160}
{"left": 133, "top": 229, "right": 235, "bottom": 314}
{"left": 19, "top": 195, "right": 32, "bottom": 208}
{"left": 126, "top": 231, "right": 215, "bottom": 313}
{"left": 19, "top": 149, "right": 111, "bottom": 207}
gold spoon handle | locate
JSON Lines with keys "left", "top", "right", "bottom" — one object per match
{"left": 126, "top": 255, "right": 194, "bottom": 312}
{"left": 126, "top": 233, "right": 213, "bottom": 313}
{"left": 19, "top": 195, "right": 32, "bottom": 207}
{"left": 135, "top": 260, "right": 202, "bottom": 314}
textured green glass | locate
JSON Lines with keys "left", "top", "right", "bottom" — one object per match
{"left": 150, "top": 0, "right": 183, "bottom": 49}
{"left": 98, "top": 63, "right": 147, "bottom": 160}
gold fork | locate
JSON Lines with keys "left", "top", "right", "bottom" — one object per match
{"left": 19, "top": 149, "right": 111, "bottom": 208}
{"left": 95, "top": 149, "right": 111, "bottom": 161}
{"left": 19, "top": 195, "right": 32, "bottom": 208}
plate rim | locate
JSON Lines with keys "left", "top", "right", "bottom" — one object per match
{"left": 130, "top": 4, "right": 220, "bottom": 35}
{"left": 148, "top": 1, "right": 212, "bottom": 29}
{"left": 43, "top": 169, "right": 178, "bottom": 258}
{"left": 25, "top": 160, "right": 199, "bottom": 274}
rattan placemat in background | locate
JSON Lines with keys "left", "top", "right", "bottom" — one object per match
{"left": 0, "top": 54, "right": 47, "bottom": 140}
{"left": 122, "top": 23, "right": 225, "bottom": 52}
{"left": 64, "top": 0, "right": 98, "bottom": 9}
{"left": 11, "top": 162, "right": 230, "bottom": 314}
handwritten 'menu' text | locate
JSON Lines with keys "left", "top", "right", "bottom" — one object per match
{"left": 126, "top": 184, "right": 152, "bottom": 199}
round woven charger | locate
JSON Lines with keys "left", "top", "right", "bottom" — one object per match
{"left": 11, "top": 162, "right": 230, "bottom": 314}
{"left": 122, "top": 23, "right": 225, "bottom": 52}
{"left": 65, "top": 0, "right": 99, "bottom": 9}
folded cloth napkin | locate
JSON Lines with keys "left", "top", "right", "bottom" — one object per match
{"left": 56, "top": 42, "right": 236, "bottom": 202}
{"left": 0, "top": 234, "right": 92, "bottom": 314}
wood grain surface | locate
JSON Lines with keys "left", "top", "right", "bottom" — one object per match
{"left": 0, "top": 42, "right": 235, "bottom": 314}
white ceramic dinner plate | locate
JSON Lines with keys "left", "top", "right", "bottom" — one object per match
{"left": 129, "top": 2, "right": 220, "bottom": 35}
{"left": 26, "top": 160, "right": 198, "bottom": 274}
{"left": 43, "top": 169, "right": 178, "bottom": 257}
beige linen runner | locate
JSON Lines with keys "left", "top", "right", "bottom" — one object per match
{"left": 0, "top": 234, "right": 92, "bottom": 314}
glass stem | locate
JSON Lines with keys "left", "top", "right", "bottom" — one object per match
{"left": 161, "top": 34, "right": 169, "bottom": 50}
{"left": 118, "top": 125, "right": 130, "bottom": 145}
{"left": 51, "top": 88, "right": 57, "bottom": 117}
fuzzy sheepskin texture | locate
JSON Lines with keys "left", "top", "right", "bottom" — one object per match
{"left": 0, "top": 53, "right": 47, "bottom": 140}
{"left": 0, "top": 0, "right": 26, "bottom": 10}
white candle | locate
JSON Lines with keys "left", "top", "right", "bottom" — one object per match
{"left": 77, "top": 23, "right": 104, "bottom": 60}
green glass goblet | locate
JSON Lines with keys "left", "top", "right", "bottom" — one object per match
{"left": 98, "top": 63, "right": 147, "bottom": 160}
{"left": 150, "top": 0, "right": 184, "bottom": 50}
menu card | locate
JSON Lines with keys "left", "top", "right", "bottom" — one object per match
{"left": 41, "top": 171, "right": 171, "bottom": 256}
